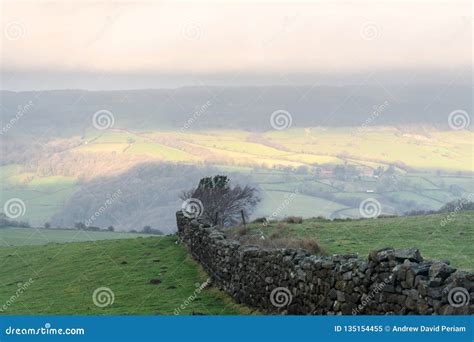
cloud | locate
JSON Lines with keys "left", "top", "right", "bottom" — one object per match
{"left": 2, "top": 0, "right": 471, "bottom": 76}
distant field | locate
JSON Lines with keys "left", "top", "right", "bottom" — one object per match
{"left": 0, "top": 165, "right": 79, "bottom": 225}
{"left": 77, "top": 128, "right": 473, "bottom": 172}
{"left": 1, "top": 127, "right": 472, "bottom": 227}
{"left": 254, "top": 189, "right": 348, "bottom": 219}
{"left": 0, "top": 227, "right": 152, "bottom": 247}
{"left": 243, "top": 211, "right": 474, "bottom": 271}
{"left": 0, "top": 236, "right": 252, "bottom": 315}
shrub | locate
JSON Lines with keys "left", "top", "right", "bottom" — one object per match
{"left": 230, "top": 224, "right": 325, "bottom": 255}
{"left": 234, "top": 225, "right": 250, "bottom": 237}
{"left": 285, "top": 216, "right": 303, "bottom": 224}
{"left": 181, "top": 175, "right": 260, "bottom": 227}
{"left": 271, "top": 237, "right": 324, "bottom": 255}
{"left": 269, "top": 223, "right": 287, "bottom": 239}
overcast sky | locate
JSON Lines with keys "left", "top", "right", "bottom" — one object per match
{"left": 1, "top": 0, "right": 472, "bottom": 90}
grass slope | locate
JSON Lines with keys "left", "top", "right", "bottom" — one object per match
{"left": 244, "top": 211, "right": 474, "bottom": 271}
{"left": 0, "top": 236, "right": 252, "bottom": 315}
{"left": 0, "top": 227, "right": 151, "bottom": 247}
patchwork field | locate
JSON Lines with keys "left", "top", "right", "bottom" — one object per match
{"left": 0, "top": 234, "right": 252, "bottom": 315}
{"left": 1, "top": 127, "right": 472, "bottom": 227}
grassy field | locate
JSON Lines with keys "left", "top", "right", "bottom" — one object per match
{"left": 242, "top": 211, "right": 474, "bottom": 271}
{"left": 0, "top": 227, "right": 153, "bottom": 247}
{"left": 0, "top": 234, "right": 252, "bottom": 315}
{"left": 76, "top": 128, "right": 473, "bottom": 172}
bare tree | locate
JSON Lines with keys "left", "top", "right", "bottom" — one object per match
{"left": 180, "top": 175, "right": 260, "bottom": 227}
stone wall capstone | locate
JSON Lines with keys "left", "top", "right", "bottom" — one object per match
{"left": 176, "top": 211, "right": 473, "bottom": 315}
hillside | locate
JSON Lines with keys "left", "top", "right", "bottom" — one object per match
{"left": 1, "top": 85, "right": 471, "bottom": 136}
{"left": 0, "top": 227, "right": 152, "bottom": 247}
{"left": 238, "top": 211, "right": 474, "bottom": 271}
{"left": 0, "top": 234, "right": 252, "bottom": 315}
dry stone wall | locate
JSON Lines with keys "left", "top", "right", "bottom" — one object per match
{"left": 176, "top": 212, "right": 473, "bottom": 315}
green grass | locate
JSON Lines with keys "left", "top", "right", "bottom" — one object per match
{"left": 254, "top": 190, "right": 348, "bottom": 219}
{"left": 0, "top": 236, "right": 253, "bottom": 315}
{"left": 0, "top": 227, "right": 152, "bottom": 247}
{"left": 244, "top": 211, "right": 474, "bottom": 271}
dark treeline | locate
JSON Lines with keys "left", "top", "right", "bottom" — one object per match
{"left": 1, "top": 85, "right": 471, "bottom": 137}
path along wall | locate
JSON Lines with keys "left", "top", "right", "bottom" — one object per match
{"left": 176, "top": 212, "right": 473, "bottom": 315}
